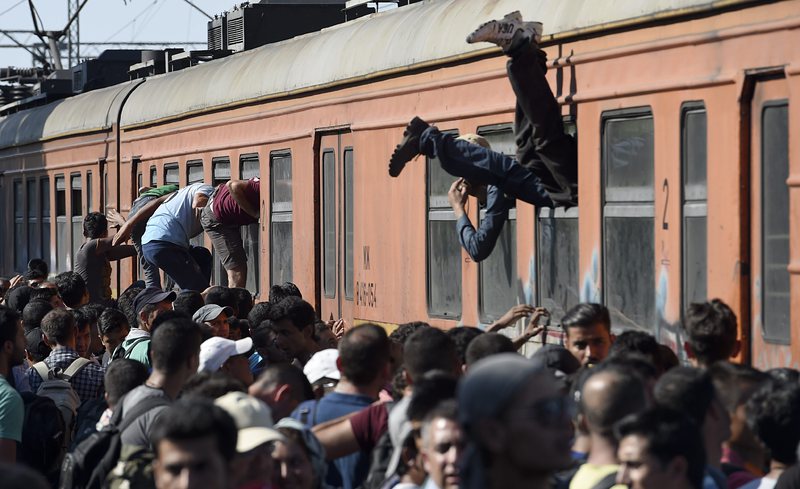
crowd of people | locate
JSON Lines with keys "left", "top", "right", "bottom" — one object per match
{"left": 0, "top": 10, "right": 799, "bottom": 489}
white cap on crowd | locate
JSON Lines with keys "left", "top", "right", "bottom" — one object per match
{"left": 198, "top": 336, "right": 253, "bottom": 372}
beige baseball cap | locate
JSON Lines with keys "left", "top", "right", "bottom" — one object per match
{"left": 214, "top": 391, "right": 285, "bottom": 453}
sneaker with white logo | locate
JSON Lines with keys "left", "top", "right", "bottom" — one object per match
{"left": 467, "top": 11, "right": 543, "bottom": 49}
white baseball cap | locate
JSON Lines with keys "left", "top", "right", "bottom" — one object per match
{"left": 214, "top": 391, "right": 284, "bottom": 453}
{"left": 303, "top": 348, "right": 341, "bottom": 385}
{"left": 198, "top": 336, "right": 253, "bottom": 373}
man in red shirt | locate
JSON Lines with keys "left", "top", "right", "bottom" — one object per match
{"left": 201, "top": 178, "right": 261, "bottom": 288}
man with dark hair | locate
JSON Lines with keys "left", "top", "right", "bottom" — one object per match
{"left": 446, "top": 326, "right": 483, "bottom": 370}
{"left": 28, "top": 309, "right": 105, "bottom": 401}
{"left": 117, "top": 287, "right": 175, "bottom": 368}
{"left": 54, "top": 271, "right": 90, "bottom": 309}
{"left": 180, "top": 371, "right": 246, "bottom": 399}
{"left": 249, "top": 364, "right": 314, "bottom": 420}
{"left": 29, "top": 286, "right": 65, "bottom": 309}
{"left": 74, "top": 212, "right": 137, "bottom": 306}
{"left": 269, "top": 297, "right": 319, "bottom": 365}
{"left": 683, "top": 299, "right": 740, "bottom": 368}
{"left": 4, "top": 284, "right": 31, "bottom": 314}
{"left": 140, "top": 183, "right": 216, "bottom": 291}
{"left": 458, "top": 353, "right": 574, "bottom": 488}
{"left": 743, "top": 380, "right": 800, "bottom": 488}
{"left": 709, "top": 362, "right": 769, "bottom": 488}
{"left": 98, "top": 308, "right": 130, "bottom": 367}
{"left": 269, "top": 282, "right": 302, "bottom": 304}
{"left": 104, "top": 358, "right": 149, "bottom": 409}
{"left": 419, "top": 400, "right": 463, "bottom": 489}
{"left": 608, "top": 331, "right": 660, "bottom": 366}
{"left": 22, "top": 300, "right": 53, "bottom": 332}
{"left": 569, "top": 364, "right": 648, "bottom": 489}
{"left": 654, "top": 367, "right": 730, "bottom": 488}
{"left": 404, "top": 327, "right": 461, "bottom": 383}
{"left": 173, "top": 290, "right": 205, "bottom": 318}
{"left": 117, "top": 285, "right": 144, "bottom": 333}
{"left": 200, "top": 177, "right": 261, "bottom": 288}
{"left": 120, "top": 318, "right": 202, "bottom": 448}
{"left": 230, "top": 288, "right": 254, "bottom": 322}
{"left": 151, "top": 399, "right": 238, "bottom": 489}
{"left": 561, "top": 303, "right": 614, "bottom": 367}
{"left": 247, "top": 302, "right": 272, "bottom": 330}
{"left": 615, "top": 407, "right": 706, "bottom": 489}
{"left": 203, "top": 286, "right": 237, "bottom": 314}
{"left": 464, "top": 333, "right": 515, "bottom": 367}
{"left": 72, "top": 308, "right": 94, "bottom": 359}
{"left": 292, "top": 323, "right": 393, "bottom": 489}
{"left": 0, "top": 306, "right": 25, "bottom": 463}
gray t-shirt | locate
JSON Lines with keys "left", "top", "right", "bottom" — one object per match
{"left": 74, "top": 239, "right": 136, "bottom": 305}
{"left": 119, "top": 384, "right": 171, "bottom": 447}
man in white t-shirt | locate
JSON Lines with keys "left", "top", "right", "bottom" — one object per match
{"left": 140, "top": 183, "right": 214, "bottom": 292}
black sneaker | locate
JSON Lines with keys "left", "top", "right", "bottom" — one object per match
{"left": 389, "top": 116, "right": 429, "bottom": 177}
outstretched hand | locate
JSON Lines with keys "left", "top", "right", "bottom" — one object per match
{"left": 489, "top": 303, "right": 536, "bottom": 332}
{"left": 522, "top": 307, "right": 550, "bottom": 339}
{"left": 106, "top": 208, "right": 126, "bottom": 228}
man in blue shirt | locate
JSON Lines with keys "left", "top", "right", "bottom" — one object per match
{"left": 140, "top": 183, "right": 215, "bottom": 291}
{"left": 0, "top": 306, "right": 25, "bottom": 463}
{"left": 389, "top": 13, "right": 577, "bottom": 261}
{"left": 291, "top": 324, "right": 393, "bottom": 489}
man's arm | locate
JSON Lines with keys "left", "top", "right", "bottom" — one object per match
{"left": 449, "top": 181, "right": 510, "bottom": 262}
{"left": 511, "top": 307, "right": 548, "bottom": 350}
{"left": 312, "top": 414, "right": 361, "bottom": 460}
{"left": 227, "top": 180, "right": 260, "bottom": 219}
{"left": 112, "top": 193, "right": 175, "bottom": 246}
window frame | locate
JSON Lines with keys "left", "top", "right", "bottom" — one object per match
{"left": 600, "top": 107, "right": 656, "bottom": 331}
{"left": 322, "top": 148, "right": 336, "bottom": 299}
{"left": 70, "top": 173, "right": 83, "bottom": 266}
{"left": 40, "top": 177, "right": 51, "bottom": 271}
{"left": 186, "top": 160, "right": 205, "bottom": 185}
{"left": 343, "top": 147, "right": 355, "bottom": 301}
{"left": 240, "top": 153, "right": 261, "bottom": 295}
{"left": 164, "top": 163, "right": 180, "bottom": 186}
{"left": 270, "top": 150, "right": 293, "bottom": 285}
{"left": 13, "top": 179, "right": 25, "bottom": 272}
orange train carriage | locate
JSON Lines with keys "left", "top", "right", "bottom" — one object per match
{"left": 1, "top": 0, "right": 798, "bottom": 368}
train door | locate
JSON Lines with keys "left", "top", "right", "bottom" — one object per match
{"left": 749, "top": 74, "right": 793, "bottom": 369}
{"left": 317, "top": 130, "right": 355, "bottom": 326}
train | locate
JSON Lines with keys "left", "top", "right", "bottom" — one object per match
{"left": 1, "top": 0, "right": 798, "bottom": 368}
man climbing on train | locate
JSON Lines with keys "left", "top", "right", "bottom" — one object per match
{"left": 389, "top": 12, "right": 578, "bottom": 261}
{"left": 200, "top": 177, "right": 261, "bottom": 289}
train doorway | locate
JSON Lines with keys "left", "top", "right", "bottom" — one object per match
{"left": 316, "top": 129, "right": 355, "bottom": 328}
{"left": 747, "top": 73, "right": 793, "bottom": 369}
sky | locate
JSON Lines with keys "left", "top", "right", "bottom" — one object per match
{"left": 0, "top": 0, "right": 393, "bottom": 69}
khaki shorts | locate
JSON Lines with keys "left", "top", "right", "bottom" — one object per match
{"left": 200, "top": 205, "right": 247, "bottom": 270}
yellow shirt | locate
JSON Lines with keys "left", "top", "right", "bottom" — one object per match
{"left": 569, "top": 463, "right": 628, "bottom": 489}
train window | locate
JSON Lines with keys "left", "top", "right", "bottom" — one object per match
{"left": 681, "top": 104, "right": 708, "bottom": 309}
{"left": 86, "top": 171, "right": 93, "bottom": 213}
{"left": 761, "top": 102, "right": 790, "bottom": 343}
{"left": 187, "top": 161, "right": 204, "bottom": 184}
{"left": 164, "top": 164, "right": 179, "bottom": 185}
{"left": 323, "top": 150, "right": 336, "bottom": 298}
{"left": 150, "top": 166, "right": 157, "bottom": 187}
{"left": 344, "top": 149, "right": 354, "bottom": 301}
{"left": 27, "top": 180, "right": 39, "bottom": 266}
{"left": 71, "top": 174, "right": 83, "bottom": 266}
{"left": 602, "top": 109, "right": 655, "bottom": 330}
{"left": 538, "top": 207, "right": 580, "bottom": 322}
{"left": 212, "top": 157, "right": 231, "bottom": 186}
{"left": 270, "top": 152, "right": 293, "bottom": 285}
{"left": 427, "top": 129, "right": 461, "bottom": 319}
{"left": 41, "top": 178, "right": 51, "bottom": 270}
{"left": 240, "top": 154, "right": 260, "bottom": 294}
{"left": 477, "top": 125, "right": 517, "bottom": 324}
{"left": 55, "top": 175, "right": 67, "bottom": 273}
{"left": 14, "top": 180, "right": 24, "bottom": 272}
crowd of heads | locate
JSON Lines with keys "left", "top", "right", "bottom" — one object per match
{"left": 1, "top": 257, "right": 800, "bottom": 489}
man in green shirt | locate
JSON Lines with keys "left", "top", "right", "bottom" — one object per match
{"left": 0, "top": 306, "right": 25, "bottom": 463}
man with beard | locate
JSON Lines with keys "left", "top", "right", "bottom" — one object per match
{"left": 0, "top": 306, "right": 25, "bottom": 463}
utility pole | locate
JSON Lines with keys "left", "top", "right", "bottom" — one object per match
{"left": 67, "top": 0, "right": 80, "bottom": 66}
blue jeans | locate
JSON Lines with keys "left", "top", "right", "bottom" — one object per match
{"left": 129, "top": 196, "right": 162, "bottom": 289}
{"left": 141, "top": 240, "right": 212, "bottom": 292}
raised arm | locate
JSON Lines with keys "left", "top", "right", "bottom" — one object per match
{"left": 451, "top": 182, "right": 511, "bottom": 262}
{"left": 227, "top": 179, "right": 260, "bottom": 219}
{"left": 112, "top": 193, "right": 174, "bottom": 246}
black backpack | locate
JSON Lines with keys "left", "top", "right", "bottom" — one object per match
{"left": 110, "top": 337, "right": 149, "bottom": 362}
{"left": 19, "top": 392, "right": 67, "bottom": 482}
{"left": 59, "top": 395, "right": 169, "bottom": 489}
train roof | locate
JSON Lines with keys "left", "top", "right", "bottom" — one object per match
{"left": 0, "top": 0, "right": 766, "bottom": 148}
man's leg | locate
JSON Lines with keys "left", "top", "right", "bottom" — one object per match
{"left": 200, "top": 207, "right": 248, "bottom": 288}
{"left": 142, "top": 241, "right": 210, "bottom": 292}
{"left": 128, "top": 196, "right": 162, "bottom": 289}
{"left": 506, "top": 35, "right": 578, "bottom": 206}
{"left": 188, "top": 246, "right": 213, "bottom": 288}
{"left": 419, "top": 126, "right": 554, "bottom": 208}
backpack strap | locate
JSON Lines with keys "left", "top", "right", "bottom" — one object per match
{"left": 123, "top": 337, "right": 150, "bottom": 360}
{"left": 62, "top": 358, "right": 92, "bottom": 380}
{"left": 590, "top": 472, "right": 619, "bottom": 489}
{"left": 33, "top": 361, "right": 51, "bottom": 381}
{"left": 117, "top": 396, "right": 171, "bottom": 433}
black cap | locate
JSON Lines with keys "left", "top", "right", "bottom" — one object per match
{"left": 133, "top": 287, "right": 177, "bottom": 316}
{"left": 531, "top": 344, "right": 581, "bottom": 377}
{"left": 25, "top": 327, "right": 51, "bottom": 359}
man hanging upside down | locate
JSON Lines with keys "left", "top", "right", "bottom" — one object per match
{"left": 389, "top": 12, "right": 578, "bottom": 261}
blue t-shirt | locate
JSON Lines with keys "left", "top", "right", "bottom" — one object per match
{"left": 0, "top": 376, "right": 24, "bottom": 443}
{"left": 142, "top": 183, "right": 214, "bottom": 248}
{"left": 291, "top": 391, "right": 374, "bottom": 489}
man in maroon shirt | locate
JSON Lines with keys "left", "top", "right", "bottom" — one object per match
{"left": 200, "top": 178, "right": 260, "bottom": 288}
